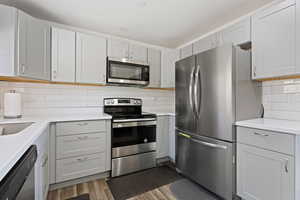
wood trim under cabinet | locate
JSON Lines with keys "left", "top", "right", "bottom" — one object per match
{"left": 0, "top": 76, "right": 175, "bottom": 91}
{"left": 255, "top": 75, "right": 300, "bottom": 82}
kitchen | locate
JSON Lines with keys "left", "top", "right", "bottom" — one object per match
{"left": 0, "top": 0, "right": 299, "bottom": 200}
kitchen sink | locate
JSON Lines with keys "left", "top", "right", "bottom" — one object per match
{"left": 0, "top": 122, "right": 34, "bottom": 136}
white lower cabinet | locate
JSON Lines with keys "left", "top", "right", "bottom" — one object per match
{"left": 168, "top": 116, "right": 175, "bottom": 162}
{"left": 156, "top": 116, "right": 170, "bottom": 158}
{"left": 156, "top": 115, "right": 175, "bottom": 161}
{"left": 34, "top": 127, "right": 50, "bottom": 200}
{"left": 237, "top": 127, "right": 295, "bottom": 200}
{"left": 52, "top": 119, "right": 111, "bottom": 184}
{"left": 56, "top": 152, "right": 106, "bottom": 183}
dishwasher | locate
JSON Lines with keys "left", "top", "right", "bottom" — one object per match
{"left": 0, "top": 145, "right": 37, "bottom": 200}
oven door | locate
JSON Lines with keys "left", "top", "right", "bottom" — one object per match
{"left": 112, "top": 120, "right": 156, "bottom": 158}
{"left": 107, "top": 58, "right": 149, "bottom": 86}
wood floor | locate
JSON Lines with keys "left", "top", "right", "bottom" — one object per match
{"left": 47, "top": 179, "right": 177, "bottom": 200}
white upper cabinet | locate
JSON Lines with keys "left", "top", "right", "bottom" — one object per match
{"left": 51, "top": 27, "right": 76, "bottom": 82}
{"left": 0, "top": 5, "right": 50, "bottom": 80}
{"left": 108, "top": 38, "right": 129, "bottom": 60}
{"left": 252, "top": 0, "right": 296, "bottom": 79}
{"left": 108, "top": 38, "right": 148, "bottom": 63}
{"left": 161, "top": 49, "right": 179, "bottom": 88}
{"left": 180, "top": 44, "right": 193, "bottom": 59}
{"left": 193, "top": 34, "right": 218, "bottom": 55}
{"left": 148, "top": 48, "right": 161, "bottom": 88}
{"left": 0, "top": 5, "right": 17, "bottom": 76}
{"left": 18, "top": 12, "right": 51, "bottom": 80}
{"left": 76, "top": 33, "right": 107, "bottom": 84}
{"left": 219, "top": 17, "right": 251, "bottom": 45}
{"left": 129, "top": 43, "right": 148, "bottom": 63}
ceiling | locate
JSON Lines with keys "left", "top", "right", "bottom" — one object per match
{"left": 2, "top": 0, "right": 274, "bottom": 48}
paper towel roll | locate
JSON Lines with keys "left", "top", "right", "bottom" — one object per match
{"left": 4, "top": 90, "right": 22, "bottom": 118}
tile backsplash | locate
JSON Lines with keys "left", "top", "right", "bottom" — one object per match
{"left": 0, "top": 81, "right": 175, "bottom": 116}
{"left": 3, "top": 79, "right": 300, "bottom": 121}
{"left": 263, "top": 78, "right": 300, "bottom": 121}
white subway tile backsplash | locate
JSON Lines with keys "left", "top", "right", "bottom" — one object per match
{"left": 0, "top": 82, "right": 175, "bottom": 116}
{"left": 262, "top": 79, "right": 300, "bottom": 121}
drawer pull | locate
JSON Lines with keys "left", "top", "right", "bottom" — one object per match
{"left": 77, "top": 157, "right": 88, "bottom": 162}
{"left": 254, "top": 132, "right": 269, "bottom": 137}
{"left": 77, "top": 136, "right": 89, "bottom": 140}
{"left": 77, "top": 122, "right": 88, "bottom": 126}
{"left": 42, "top": 156, "right": 48, "bottom": 167}
{"left": 285, "top": 161, "right": 289, "bottom": 173}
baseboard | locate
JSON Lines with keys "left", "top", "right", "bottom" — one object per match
{"left": 49, "top": 171, "right": 110, "bottom": 191}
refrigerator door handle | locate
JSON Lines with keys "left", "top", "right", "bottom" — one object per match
{"left": 190, "top": 138, "right": 227, "bottom": 150}
{"left": 194, "top": 65, "right": 201, "bottom": 118}
{"left": 189, "top": 65, "right": 196, "bottom": 116}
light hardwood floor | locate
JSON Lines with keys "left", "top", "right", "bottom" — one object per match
{"left": 47, "top": 179, "right": 176, "bottom": 200}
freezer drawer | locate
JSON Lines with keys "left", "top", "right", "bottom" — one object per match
{"left": 176, "top": 130, "right": 236, "bottom": 200}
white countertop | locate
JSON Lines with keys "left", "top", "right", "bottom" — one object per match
{"left": 0, "top": 113, "right": 112, "bottom": 182}
{"left": 0, "top": 111, "right": 175, "bottom": 182}
{"left": 236, "top": 118, "right": 300, "bottom": 135}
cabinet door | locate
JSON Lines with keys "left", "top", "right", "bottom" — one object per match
{"left": 156, "top": 116, "right": 170, "bottom": 158}
{"left": 18, "top": 11, "right": 50, "bottom": 80}
{"left": 51, "top": 27, "right": 76, "bottom": 82}
{"left": 161, "top": 49, "right": 179, "bottom": 88}
{"left": 107, "top": 38, "right": 129, "bottom": 60}
{"left": 237, "top": 144, "right": 294, "bottom": 200}
{"left": 252, "top": 0, "right": 296, "bottom": 79}
{"left": 0, "top": 5, "right": 17, "bottom": 76}
{"left": 193, "top": 34, "right": 217, "bottom": 55}
{"left": 180, "top": 44, "right": 193, "bottom": 59}
{"left": 41, "top": 154, "right": 49, "bottom": 200}
{"left": 168, "top": 116, "right": 175, "bottom": 162}
{"left": 129, "top": 43, "right": 147, "bottom": 63}
{"left": 220, "top": 17, "right": 251, "bottom": 45}
{"left": 148, "top": 48, "right": 161, "bottom": 87}
{"left": 34, "top": 127, "right": 49, "bottom": 200}
{"left": 76, "top": 33, "right": 107, "bottom": 84}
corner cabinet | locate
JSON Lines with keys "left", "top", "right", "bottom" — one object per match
{"left": 0, "top": 5, "right": 50, "bottom": 80}
{"left": 236, "top": 127, "right": 295, "bottom": 200}
{"left": 18, "top": 11, "right": 51, "bottom": 80}
{"left": 51, "top": 27, "right": 76, "bottom": 82}
{"left": 252, "top": 0, "right": 297, "bottom": 79}
{"left": 76, "top": 33, "right": 107, "bottom": 84}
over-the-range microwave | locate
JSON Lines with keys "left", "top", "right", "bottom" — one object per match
{"left": 106, "top": 57, "right": 150, "bottom": 86}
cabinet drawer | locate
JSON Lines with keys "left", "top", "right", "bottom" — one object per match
{"left": 237, "top": 127, "right": 294, "bottom": 155}
{"left": 56, "top": 132, "right": 106, "bottom": 159}
{"left": 56, "top": 153, "right": 106, "bottom": 183}
{"left": 56, "top": 120, "right": 106, "bottom": 136}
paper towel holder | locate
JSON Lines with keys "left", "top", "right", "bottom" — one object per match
{"left": 4, "top": 90, "right": 22, "bottom": 119}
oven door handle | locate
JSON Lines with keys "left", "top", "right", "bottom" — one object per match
{"left": 113, "top": 121, "right": 156, "bottom": 128}
{"left": 113, "top": 118, "right": 156, "bottom": 123}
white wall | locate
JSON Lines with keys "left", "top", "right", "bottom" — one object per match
{"left": 263, "top": 79, "right": 300, "bottom": 121}
{"left": 0, "top": 81, "right": 174, "bottom": 116}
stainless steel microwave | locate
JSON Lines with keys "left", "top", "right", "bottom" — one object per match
{"left": 106, "top": 57, "right": 150, "bottom": 86}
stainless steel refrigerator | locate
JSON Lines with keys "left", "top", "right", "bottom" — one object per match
{"left": 175, "top": 44, "right": 262, "bottom": 200}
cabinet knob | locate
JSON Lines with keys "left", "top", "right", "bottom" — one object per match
{"left": 21, "top": 64, "right": 26, "bottom": 74}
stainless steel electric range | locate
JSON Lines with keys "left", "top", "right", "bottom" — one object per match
{"left": 104, "top": 98, "right": 157, "bottom": 177}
